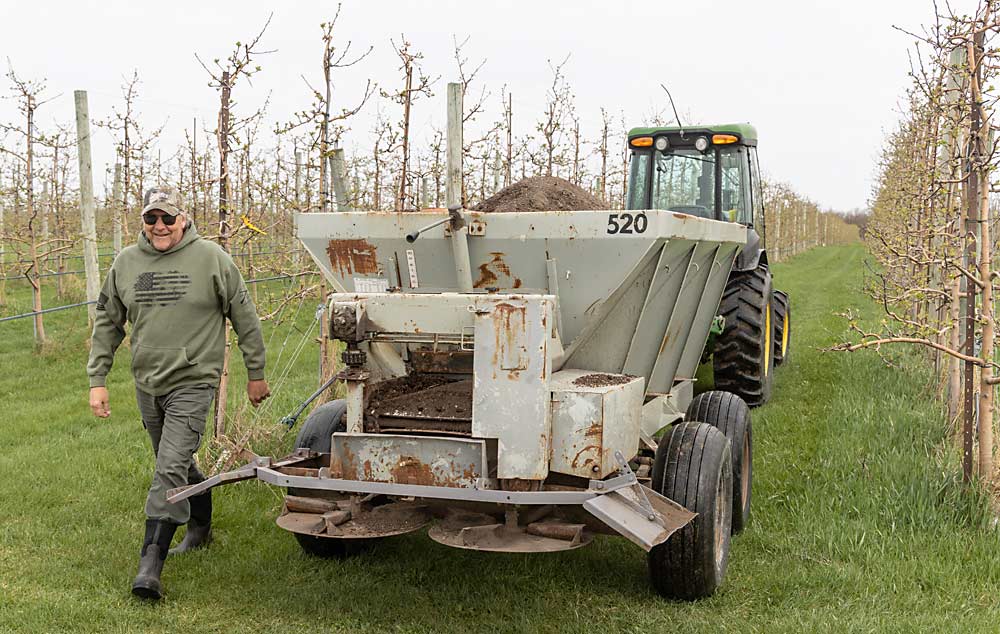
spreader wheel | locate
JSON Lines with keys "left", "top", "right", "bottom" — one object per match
{"left": 773, "top": 289, "right": 791, "bottom": 366}
{"left": 293, "top": 400, "right": 347, "bottom": 453}
{"left": 648, "top": 422, "right": 733, "bottom": 600}
{"left": 286, "top": 399, "right": 373, "bottom": 558}
{"left": 687, "top": 391, "right": 752, "bottom": 533}
{"left": 713, "top": 265, "right": 774, "bottom": 407}
{"left": 288, "top": 399, "right": 346, "bottom": 500}
{"left": 294, "top": 533, "right": 350, "bottom": 559}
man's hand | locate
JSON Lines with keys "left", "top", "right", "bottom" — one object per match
{"left": 90, "top": 387, "right": 111, "bottom": 418}
{"left": 247, "top": 379, "right": 271, "bottom": 407}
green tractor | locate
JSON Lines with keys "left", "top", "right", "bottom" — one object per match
{"left": 625, "top": 123, "right": 791, "bottom": 407}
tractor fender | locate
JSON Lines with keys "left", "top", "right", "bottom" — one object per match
{"left": 734, "top": 228, "right": 768, "bottom": 272}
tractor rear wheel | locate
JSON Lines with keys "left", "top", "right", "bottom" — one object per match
{"left": 713, "top": 265, "right": 774, "bottom": 407}
{"left": 648, "top": 422, "right": 733, "bottom": 600}
{"left": 686, "top": 391, "right": 752, "bottom": 533}
{"left": 773, "top": 290, "right": 791, "bottom": 366}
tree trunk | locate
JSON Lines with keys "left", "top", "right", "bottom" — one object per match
{"left": 214, "top": 71, "right": 232, "bottom": 438}
{"left": 970, "top": 31, "right": 993, "bottom": 481}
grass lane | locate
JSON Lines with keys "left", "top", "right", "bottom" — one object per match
{"left": 1, "top": 243, "right": 998, "bottom": 633}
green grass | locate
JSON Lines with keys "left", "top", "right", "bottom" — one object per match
{"left": 2, "top": 244, "right": 999, "bottom": 633}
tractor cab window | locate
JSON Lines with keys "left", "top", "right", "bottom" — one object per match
{"left": 626, "top": 152, "right": 651, "bottom": 210}
{"left": 750, "top": 147, "right": 765, "bottom": 230}
{"left": 626, "top": 141, "right": 754, "bottom": 225}
{"left": 720, "top": 146, "right": 751, "bottom": 225}
{"left": 650, "top": 149, "right": 716, "bottom": 219}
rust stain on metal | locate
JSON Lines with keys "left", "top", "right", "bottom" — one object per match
{"left": 492, "top": 253, "right": 512, "bottom": 276}
{"left": 658, "top": 330, "right": 672, "bottom": 355}
{"left": 390, "top": 456, "right": 437, "bottom": 486}
{"left": 493, "top": 302, "right": 527, "bottom": 378}
{"left": 474, "top": 252, "right": 513, "bottom": 288}
{"left": 388, "top": 456, "right": 476, "bottom": 488}
{"left": 461, "top": 465, "right": 478, "bottom": 483}
{"left": 571, "top": 446, "right": 599, "bottom": 468}
{"left": 326, "top": 239, "right": 379, "bottom": 276}
{"left": 335, "top": 445, "right": 357, "bottom": 479}
{"left": 475, "top": 262, "right": 498, "bottom": 288}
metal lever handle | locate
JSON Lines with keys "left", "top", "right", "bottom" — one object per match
{"left": 406, "top": 215, "right": 451, "bottom": 243}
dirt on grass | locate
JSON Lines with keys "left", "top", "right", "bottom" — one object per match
{"left": 474, "top": 176, "right": 607, "bottom": 212}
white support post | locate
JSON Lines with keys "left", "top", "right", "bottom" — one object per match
{"left": 446, "top": 82, "right": 474, "bottom": 292}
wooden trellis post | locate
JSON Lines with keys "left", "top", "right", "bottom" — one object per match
{"left": 73, "top": 90, "right": 100, "bottom": 328}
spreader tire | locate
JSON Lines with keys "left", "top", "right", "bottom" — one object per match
{"left": 687, "top": 391, "right": 752, "bottom": 533}
{"left": 293, "top": 400, "right": 347, "bottom": 453}
{"left": 289, "top": 400, "right": 347, "bottom": 497}
{"left": 713, "top": 265, "right": 774, "bottom": 407}
{"left": 773, "top": 289, "right": 791, "bottom": 366}
{"left": 294, "top": 533, "right": 349, "bottom": 559}
{"left": 648, "top": 422, "right": 733, "bottom": 600}
{"left": 288, "top": 399, "right": 357, "bottom": 559}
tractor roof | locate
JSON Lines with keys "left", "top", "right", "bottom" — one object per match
{"left": 627, "top": 123, "right": 758, "bottom": 145}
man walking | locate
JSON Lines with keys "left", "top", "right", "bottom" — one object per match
{"left": 87, "top": 186, "right": 270, "bottom": 600}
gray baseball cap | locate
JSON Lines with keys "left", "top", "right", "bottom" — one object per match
{"left": 142, "top": 186, "right": 184, "bottom": 216}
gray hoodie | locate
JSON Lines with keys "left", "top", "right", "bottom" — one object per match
{"left": 87, "top": 223, "right": 266, "bottom": 396}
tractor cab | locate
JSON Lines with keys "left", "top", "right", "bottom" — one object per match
{"left": 626, "top": 123, "right": 766, "bottom": 271}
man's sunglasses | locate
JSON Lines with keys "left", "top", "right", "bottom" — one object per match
{"left": 142, "top": 213, "right": 178, "bottom": 226}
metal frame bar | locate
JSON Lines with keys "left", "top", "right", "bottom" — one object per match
{"left": 168, "top": 453, "right": 643, "bottom": 507}
{"left": 255, "top": 468, "right": 637, "bottom": 505}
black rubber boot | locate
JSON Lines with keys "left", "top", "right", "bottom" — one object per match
{"left": 131, "top": 519, "right": 178, "bottom": 600}
{"left": 170, "top": 490, "right": 212, "bottom": 555}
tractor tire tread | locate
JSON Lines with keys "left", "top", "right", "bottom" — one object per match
{"left": 713, "top": 266, "right": 774, "bottom": 407}
{"left": 648, "top": 422, "right": 733, "bottom": 600}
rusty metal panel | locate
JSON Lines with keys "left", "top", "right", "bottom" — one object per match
{"left": 330, "top": 433, "right": 487, "bottom": 488}
{"left": 326, "top": 239, "right": 380, "bottom": 277}
{"left": 471, "top": 296, "right": 554, "bottom": 480}
{"left": 549, "top": 369, "right": 644, "bottom": 479}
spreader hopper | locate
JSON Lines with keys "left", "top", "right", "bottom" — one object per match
{"left": 298, "top": 209, "right": 746, "bottom": 397}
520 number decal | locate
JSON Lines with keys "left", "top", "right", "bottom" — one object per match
{"left": 606, "top": 212, "right": 648, "bottom": 235}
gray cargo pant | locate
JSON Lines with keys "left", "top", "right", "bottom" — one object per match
{"left": 135, "top": 384, "right": 215, "bottom": 524}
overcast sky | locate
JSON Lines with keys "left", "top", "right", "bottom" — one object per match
{"left": 0, "top": 0, "right": 982, "bottom": 211}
